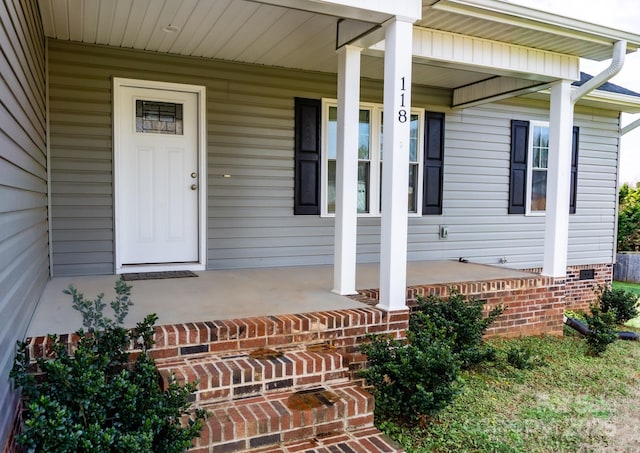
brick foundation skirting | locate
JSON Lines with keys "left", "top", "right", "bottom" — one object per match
{"left": 357, "top": 275, "right": 565, "bottom": 337}
{"left": 565, "top": 264, "right": 613, "bottom": 312}
{"left": 523, "top": 264, "right": 613, "bottom": 313}
{"left": 2, "top": 398, "right": 25, "bottom": 453}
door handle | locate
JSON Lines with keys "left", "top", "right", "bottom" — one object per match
{"left": 190, "top": 184, "right": 197, "bottom": 190}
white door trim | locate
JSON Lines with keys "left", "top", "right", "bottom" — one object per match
{"left": 113, "top": 78, "right": 207, "bottom": 273}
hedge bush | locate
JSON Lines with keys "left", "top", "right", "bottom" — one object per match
{"left": 11, "top": 280, "right": 206, "bottom": 453}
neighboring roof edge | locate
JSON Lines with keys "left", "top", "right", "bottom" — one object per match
{"left": 573, "top": 72, "right": 640, "bottom": 97}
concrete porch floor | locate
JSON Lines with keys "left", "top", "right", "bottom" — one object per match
{"left": 27, "top": 260, "right": 536, "bottom": 337}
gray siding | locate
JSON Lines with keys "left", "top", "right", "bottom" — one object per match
{"left": 48, "top": 40, "right": 619, "bottom": 277}
{"left": 406, "top": 99, "right": 619, "bottom": 268}
{"left": 0, "top": 0, "right": 47, "bottom": 446}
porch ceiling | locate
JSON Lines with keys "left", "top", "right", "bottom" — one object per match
{"left": 38, "top": 0, "right": 640, "bottom": 92}
{"left": 37, "top": 0, "right": 493, "bottom": 89}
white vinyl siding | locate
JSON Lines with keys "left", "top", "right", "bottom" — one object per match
{"left": 0, "top": 0, "right": 47, "bottom": 446}
{"left": 48, "top": 40, "right": 619, "bottom": 275}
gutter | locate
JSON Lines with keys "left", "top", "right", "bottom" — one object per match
{"left": 621, "top": 117, "right": 640, "bottom": 136}
{"left": 571, "top": 40, "right": 627, "bottom": 104}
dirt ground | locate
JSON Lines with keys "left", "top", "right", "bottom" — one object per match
{"left": 581, "top": 388, "right": 640, "bottom": 452}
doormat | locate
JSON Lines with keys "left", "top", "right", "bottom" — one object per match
{"left": 121, "top": 271, "right": 198, "bottom": 281}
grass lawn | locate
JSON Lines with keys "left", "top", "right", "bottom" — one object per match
{"left": 613, "top": 280, "right": 640, "bottom": 297}
{"left": 380, "top": 330, "right": 640, "bottom": 452}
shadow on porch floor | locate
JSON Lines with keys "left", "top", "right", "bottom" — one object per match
{"left": 27, "top": 260, "right": 535, "bottom": 337}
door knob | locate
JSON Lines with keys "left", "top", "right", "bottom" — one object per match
{"left": 190, "top": 184, "right": 197, "bottom": 190}
{"left": 191, "top": 172, "right": 197, "bottom": 178}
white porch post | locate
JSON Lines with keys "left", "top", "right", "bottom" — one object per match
{"left": 333, "top": 45, "right": 362, "bottom": 295}
{"left": 378, "top": 17, "right": 414, "bottom": 311}
{"left": 542, "top": 79, "right": 574, "bottom": 277}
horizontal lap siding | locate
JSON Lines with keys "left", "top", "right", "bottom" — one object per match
{"left": 0, "top": 0, "right": 46, "bottom": 446}
{"left": 48, "top": 40, "right": 618, "bottom": 275}
{"left": 405, "top": 101, "right": 618, "bottom": 268}
{"left": 568, "top": 111, "right": 619, "bottom": 265}
{"left": 47, "top": 41, "right": 447, "bottom": 271}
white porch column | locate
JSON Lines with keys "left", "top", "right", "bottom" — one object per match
{"left": 378, "top": 17, "right": 414, "bottom": 311}
{"left": 333, "top": 45, "right": 362, "bottom": 295}
{"left": 542, "top": 79, "right": 574, "bottom": 277}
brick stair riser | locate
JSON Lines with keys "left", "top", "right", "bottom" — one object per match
{"left": 241, "top": 427, "right": 404, "bottom": 453}
{"left": 24, "top": 309, "right": 409, "bottom": 369}
{"left": 147, "top": 308, "right": 408, "bottom": 360}
{"left": 192, "top": 383, "right": 375, "bottom": 452}
{"left": 157, "top": 350, "right": 350, "bottom": 404}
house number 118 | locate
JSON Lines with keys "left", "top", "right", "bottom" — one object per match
{"left": 398, "top": 76, "right": 407, "bottom": 123}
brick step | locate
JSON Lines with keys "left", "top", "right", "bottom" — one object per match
{"left": 189, "top": 382, "right": 376, "bottom": 452}
{"left": 25, "top": 308, "right": 408, "bottom": 371}
{"left": 157, "top": 346, "right": 349, "bottom": 405}
{"left": 249, "top": 427, "right": 404, "bottom": 453}
{"left": 146, "top": 307, "right": 406, "bottom": 360}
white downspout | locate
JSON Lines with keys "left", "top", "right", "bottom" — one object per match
{"left": 574, "top": 40, "right": 627, "bottom": 268}
{"left": 544, "top": 40, "right": 627, "bottom": 277}
{"left": 571, "top": 40, "right": 627, "bottom": 104}
{"left": 572, "top": 40, "right": 627, "bottom": 267}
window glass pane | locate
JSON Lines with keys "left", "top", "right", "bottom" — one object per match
{"left": 531, "top": 170, "right": 547, "bottom": 211}
{"left": 539, "top": 126, "right": 549, "bottom": 148}
{"left": 408, "top": 163, "right": 418, "bottom": 213}
{"left": 409, "top": 114, "right": 419, "bottom": 162}
{"left": 380, "top": 113, "right": 421, "bottom": 213}
{"left": 136, "top": 100, "right": 183, "bottom": 134}
{"left": 533, "top": 126, "right": 541, "bottom": 147}
{"left": 532, "top": 125, "right": 549, "bottom": 169}
{"left": 540, "top": 148, "right": 548, "bottom": 168}
{"left": 358, "top": 110, "right": 370, "bottom": 160}
{"left": 327, "top": 160, "right": 336, "bottom": 213}
{"left": 328, "top": 107, "right": 338, "bottom": 159}
{"left": 358, "top": 162, "right": 370, "bottom": 213}
{"left": 533, "top": 147, "right": 541, "bottom": 168}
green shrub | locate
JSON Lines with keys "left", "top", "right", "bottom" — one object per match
{"left": 504, "top": 344, "right": 545, "bottom": 370}
{"left": 583, "top": 304, "right": 618, "bottom": 356}
{"left": 617, "top": 183, "right": 640, "bottom": 251}
{"left": 360, "top": 291, "right": 505, "bottom": 422}
{"left": 597, "top": 285, "right": 639, "bottom": 324}
{"left": 414, "top": 290, "right": 504, "bottom": 368}
{"left": 359, "top": 312, "right": 461, "bottom": 422}
{"left": 11, "top": 280, "right": 206, "bottom": 453}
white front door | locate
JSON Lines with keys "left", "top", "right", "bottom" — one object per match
{"left": 116, "top": 84, "right": 200, "bottom": 266}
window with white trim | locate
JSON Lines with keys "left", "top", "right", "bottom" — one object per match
{"left": 527, "top": 121, "right": 549, "bottom": 214}
{"left": 321, "top": 99, "right": 424, "bottom": 217}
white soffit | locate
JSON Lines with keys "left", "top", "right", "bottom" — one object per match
{"left": 421, "top": 0, "right": 640, "bottom": 61}
{"left": 37, "top": 0, "right": 342, "bottom": 73}
{"left": 256, "top": 0, "right": 421, "bottom": 22}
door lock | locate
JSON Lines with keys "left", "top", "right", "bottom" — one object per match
{"left": 191, "top": 172, "right": 197, "bottom": 178}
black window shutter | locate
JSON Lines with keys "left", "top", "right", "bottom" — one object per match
{"left": 423, "top": 111, "right": 445, "bottom": 215}
{"left": 508, "top": 120, "right": 529, "bottom": 214}
{"left": 570, "top": 126, "right": 579, "bottom": 214}
{"left": 294, "top": 98, "right": 321, "bottom": 215}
